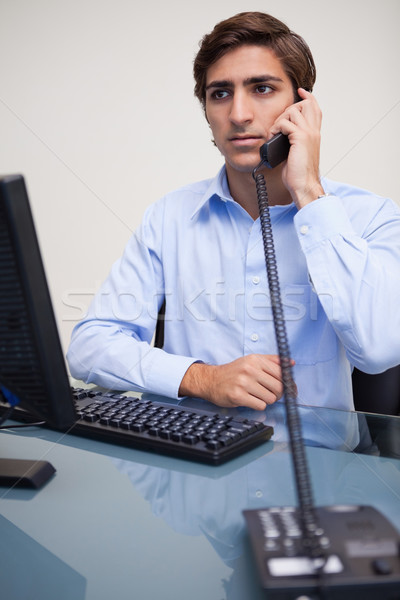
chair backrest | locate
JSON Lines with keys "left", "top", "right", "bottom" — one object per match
{"left": 352, "top": 365, "right": 400, "bottom": 415}
{"left": 154, "top": 299, "right": 166, "bottom": 349}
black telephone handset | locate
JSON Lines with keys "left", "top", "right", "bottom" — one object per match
{"left": 259, "top": 132, "right": 290, "bottom": 169}
{"left": 259, "top": 91, "right": 303, "bottom": 169}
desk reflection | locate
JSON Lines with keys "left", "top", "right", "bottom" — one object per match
{"left": 111, "top": 403, "right": 400, "bottom": 598}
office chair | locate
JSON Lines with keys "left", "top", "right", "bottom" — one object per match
{"left": 154, "top": 299, "right": 166, "bottom": 349}
{"left": 352, "top": 365, "right": 400, "bottom": 416}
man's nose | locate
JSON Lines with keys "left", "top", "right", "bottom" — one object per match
{"left": 229, "top": 92, "right": 253, "bottom": 125}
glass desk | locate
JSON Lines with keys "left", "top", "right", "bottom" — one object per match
{"left": 0, "top": 395, "right": 399, "bottom": 600}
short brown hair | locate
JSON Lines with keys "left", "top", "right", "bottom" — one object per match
{"left": 193, "top": 12, "right": 316, "bottom": 109}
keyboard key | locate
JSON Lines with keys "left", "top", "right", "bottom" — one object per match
{"left": 182, "top": 435, "right": 199, "bottom": 445}
{"left": 218, "top": 434, "right": 236, "bottom": 446}
{"left": 131, "top": 423, "right": 145, "bottom": 433}
{"left": 148, "top": 428, "right": 160, "bottom": 436}
{"left": 206, "top": 440, "right": 221, "bottom": 450}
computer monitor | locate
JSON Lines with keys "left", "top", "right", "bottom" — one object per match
{"left": 0, "top": 174, "right": 76, "bottom": 430}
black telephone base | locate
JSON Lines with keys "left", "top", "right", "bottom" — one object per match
{"left": 243, "top": 504, "right": 400, "bottom": 599}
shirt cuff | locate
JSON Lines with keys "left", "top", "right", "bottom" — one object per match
{"left": 293, "top": 195, "right": 354, "bottom": 251}
{"left": 144, "top": 349, "right": 200, "bottom": 399}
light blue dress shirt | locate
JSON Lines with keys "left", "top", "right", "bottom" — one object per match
{"left": 67, "top": 166, "right": 400, "bottom": 410}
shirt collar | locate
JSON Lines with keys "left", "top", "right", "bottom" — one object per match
{"left": 190, "top": 165, "right": 232, "bottom": 219}
{"left": 189, "top": 165, "right": 299, "bottom": 220}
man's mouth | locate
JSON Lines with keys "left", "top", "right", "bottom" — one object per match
{"left": 229, "top": 134, "right": 263, "bottom": 146}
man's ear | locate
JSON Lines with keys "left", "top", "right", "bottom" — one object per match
{"left": 293, "top": 90, "right": 301, "bottom": 103}
{"left": 293, "top": 87, "right": 312, "bottom": 103}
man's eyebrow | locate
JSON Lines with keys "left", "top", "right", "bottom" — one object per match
{"left": 244, "top": 75, "right": 284, "bottom": 85}
{"left": 205, "top": 79, "right": 233, "bottom": 91}
{"left": 205, "top": 75, "right": 284, "bottom": 90}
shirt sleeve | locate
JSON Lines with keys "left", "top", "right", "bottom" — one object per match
{"left": 294, "top": 194, "right": 400, "bottom": 373}
{"left": 66, "top": 201, "right": 199, "bottom": 399}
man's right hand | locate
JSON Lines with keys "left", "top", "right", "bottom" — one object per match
{"left": 178, "top": 354, "right": 287, "bottom": 411}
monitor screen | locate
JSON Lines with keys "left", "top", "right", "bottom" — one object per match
{"left": 0, "top": 174, "right": 76, "bottom": 429}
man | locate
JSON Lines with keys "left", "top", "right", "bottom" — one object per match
{"left": 67, "top": 12, "right": 400, "bottom": 411}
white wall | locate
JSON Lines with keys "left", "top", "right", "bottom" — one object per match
{"left": 0, "top": 0, "right": 399, "bottom": 355}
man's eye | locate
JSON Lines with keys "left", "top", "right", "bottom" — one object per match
{"left": 211, "top": 90, "right": 230, "bottom": 100}
{"left": 256, "top": 85, "right": 273, "bottom": 95}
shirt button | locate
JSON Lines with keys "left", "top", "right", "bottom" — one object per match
{"left": 300, "top": 225, "right": 309, "bottom": 235}
{"left": 252, "top": 276, "right": 260, "bottom": 285}
{"left": 255, "top": 490, "right": 263, "bottom": 498}
{"left": 251, "top": 333, "right": 259, "bottom": 342}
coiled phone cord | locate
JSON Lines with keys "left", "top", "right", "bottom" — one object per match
{"left": 252, "top": 162, "right": 326, "bottom": 561}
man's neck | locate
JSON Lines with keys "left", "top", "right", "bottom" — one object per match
{"left": 225, "top": 163, "right": 293, "bottom": 220}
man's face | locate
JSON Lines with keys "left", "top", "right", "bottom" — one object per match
{"left": 205, "top": 45, "right": 296, "bottom": 174}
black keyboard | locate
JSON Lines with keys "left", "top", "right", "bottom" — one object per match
{"left": 70, "top": 389, "right": 273, "bottom": 465}
{"left": 0, "top": 388, "right": 273, "bottom": 465}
